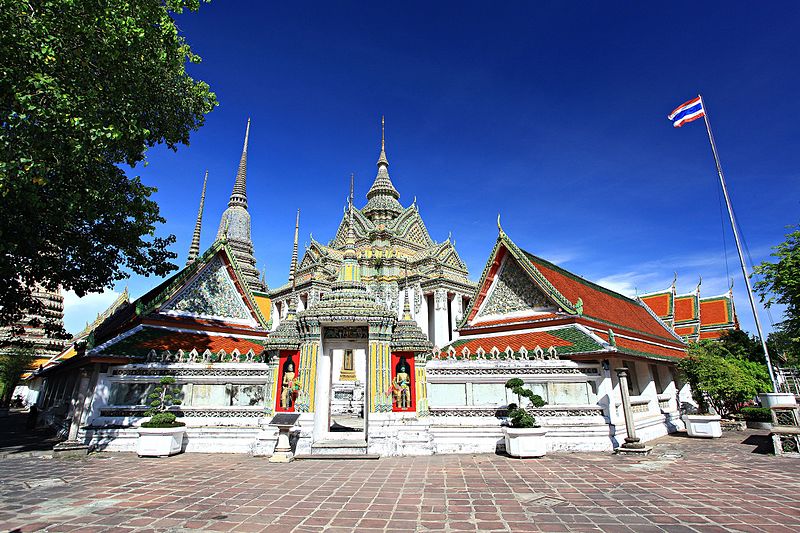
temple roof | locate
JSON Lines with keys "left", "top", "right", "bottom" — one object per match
{"left": 95, "top": 326, "right": 265, "bottom": 358}
{"left": 453, "top": 229, "right": 686, "bottom": 362}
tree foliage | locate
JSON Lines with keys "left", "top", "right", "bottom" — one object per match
{"left": 678, "top": 340, "right": 771, "bottom": 417}
{"left": 145, "top": 376, "right": 181, "bottom": 416}
{"left": 753, "top": 224, "right": 800, "bottom": 365}
{"left": 505, "top": 378, "right": 546, "bottom": 428}
{"left": 0, "top": 0, "right": 217, "bottom": 329}
{"left": 0, "top": 346, "right": 36, "bottom": 406}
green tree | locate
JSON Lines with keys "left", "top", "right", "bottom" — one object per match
{"left": 0, "top": 0, "right": 217, "bottom": 332}
{"left": 0, "top": 346, "right": 36, "bottom": 407}
{"left": 678, "top": 341, "right": 771, "bottom": 417}
{"left": 717, "top": 330, "right": 765, "bottom": 365}
{"left": 753, "top": 224, "right": 800, "bottom": 365}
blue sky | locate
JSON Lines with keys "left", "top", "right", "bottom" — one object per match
{"left": 64, "top": 1, "right": 800, "bottom": 336}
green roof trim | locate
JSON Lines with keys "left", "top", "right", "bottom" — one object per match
{"left": 132, "top": 240, "right": 269, "bottom": 328}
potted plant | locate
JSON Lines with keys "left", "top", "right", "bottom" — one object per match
{"left": 502, "top": 378, "right": 548, "bottom": 457}
{"left": 137, "top": 376, "right": 185, "bottom": 457}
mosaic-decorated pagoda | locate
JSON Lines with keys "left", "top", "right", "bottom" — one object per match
{"left": 640, "top": 277, "right": 739, "bottom": 341}
{"left": 269, "top": 119, "right": 476, "bottom": 350}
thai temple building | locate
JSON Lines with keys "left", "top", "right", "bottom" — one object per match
{"left": 640, "top": 278, "right": 739, "bottom": 341}
{"left": 27, "top": 118, "right": 699, "bottom": 455}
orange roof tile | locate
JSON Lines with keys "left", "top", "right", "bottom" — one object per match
{"left": 699, "top": 330, "right": 725, "bottom": 340}
{"left": 674, "top": 295, "right": 698, "bottom": 323}
{"left": 455, "top": 331, "right": 575, "bottom": 353}
{"left": 524, "top": 253, "right": 677, "bottom": 342}
{"left": 674, "top": 325, "right": 697, "bottom": 335}
{"left": 641, "top": 293, "right": 671, "bottom": 318}
{"left": 699, "top": 298, "right": 731, "bottom": 327}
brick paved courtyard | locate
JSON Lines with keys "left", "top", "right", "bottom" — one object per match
{"left": 1, "top": 429, "right": 798, "bottom": 532}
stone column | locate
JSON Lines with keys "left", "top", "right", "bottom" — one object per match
{"left": 615, "top": 367, "right": 649, "bottom": 453}
{"left": 450, "top": 293, "right": 462, "bottom": 342}
{"left": 432, "top": 289, "right": 449, "bottom": 348}
{"left": 415, "top": 286, "right": 429, "bottom": 339}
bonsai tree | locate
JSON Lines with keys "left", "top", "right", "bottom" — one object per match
{"left": 678, "top": 340, "right": 771, "bottom": 417}
{"left": 142, "top": 376, "right": 183, "bottom": 428}
{"left": 505, "top": 378, "right": 546, "bottom": 428}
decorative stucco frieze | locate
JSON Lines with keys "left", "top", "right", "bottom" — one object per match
{"left": 477, "top": 257, "right": 550, "bottom": 318}
{"left": 163, "top": 256, "right": 252, "bottom": 321}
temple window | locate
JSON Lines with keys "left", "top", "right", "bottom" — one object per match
{"left": 623, "top": 361, "right": 641, "bottom": 395}
{"left": 650, "top": 364, "right": 665, "bottom": 394}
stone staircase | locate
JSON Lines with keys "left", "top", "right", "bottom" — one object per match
{"left": 299, "top": 436, "right": 379, "bottom": 459}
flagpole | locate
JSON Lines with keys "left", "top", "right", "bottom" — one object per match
{"left": 698, "top": 94, "right": 779, "bottom": 393}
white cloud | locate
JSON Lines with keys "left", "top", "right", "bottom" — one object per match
{"left": 593, "top": 272, "right": 658, "bottom": 298}
{"left": 62, "top": 290, "right": 121, "bottom": 335}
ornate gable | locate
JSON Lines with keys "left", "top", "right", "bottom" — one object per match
{"left": 161, "top": 255, "right": 257, "bottom": 326}
{"left": 391, "top": 208, "right": 433, "bottom": 249}
{"left": 476, "top": 256, "right": 551, "bottom": 319}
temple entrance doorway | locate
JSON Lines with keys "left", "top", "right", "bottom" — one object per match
{"left": 329, "top": 347, "right": 367, "bottom": 433}
{"left": 311, "top": 326, "right": 370, "bottom": 447}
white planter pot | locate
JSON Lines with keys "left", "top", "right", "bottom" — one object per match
{"left": 503, "top": 427, "right": 547, "bottom": 457}
{"left": 682, "top": 414, "right": 722, "bottom": 438}
{"left": 759, "top": 393, "right": 797, "bottom": 408}
{"left": 137, "top": 426, "right": 186, "bottom": 457}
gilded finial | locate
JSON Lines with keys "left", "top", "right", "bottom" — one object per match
{"left": 696, "top": 275, "right": 702, "bottom": 293}
{"left": 497, "top": 213, "right": 504, "bottom": 235}
{"left": 377, "top": 116, "right": 389, "bottom": 167}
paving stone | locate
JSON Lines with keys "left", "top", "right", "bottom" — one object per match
{"left": 1, "top": 429, "right": 799, "bottom": 532}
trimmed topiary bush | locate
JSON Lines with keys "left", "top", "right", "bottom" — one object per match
{"left": 142, "top": 376, "right": 184, "bottom": 428}
{"left": 505, "top": 378, "right": 546, "bottom": 428}
{"left": 740, "top": 407, "right": 771, "bottom": 422}
{"left": 142, "top": 411, "right": 184, "bottom": 428}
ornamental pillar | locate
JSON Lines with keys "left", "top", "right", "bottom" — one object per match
{"left": 433, "top": 288, "right": 449, "bottom": 348}
{"left": 415, "top": 354, "right": 430, "bottom": 416}
{"left": 450, "top": 293, "right": 462, "bottom": 342}
{"left": 614, "top": 367, "right": 650, "bottom": 454}
{"left": 297, "top": 340, "right": 319, "bottom": 413}
{"left": 369, "top": 339, "right": 392, "bottom": 412}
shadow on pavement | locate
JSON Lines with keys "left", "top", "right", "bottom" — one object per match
{"left": 0, "top": 408, "right": 62, "bottom": 456}
{"left": 741, "top": 433, "right": 773, "bottom": 455}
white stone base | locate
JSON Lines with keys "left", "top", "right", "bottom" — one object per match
{"left": 137, "top": 427, "right": 185, "bottom": 457}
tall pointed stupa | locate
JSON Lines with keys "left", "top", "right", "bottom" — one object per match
{"left": 363, "top": 116, "right": 403, "bottom": 223}
{"left": 217, "top": 118, "right": 264, "bottom": 292}
{"left": 186, "top": 170, "right": 208, "bottom": 266}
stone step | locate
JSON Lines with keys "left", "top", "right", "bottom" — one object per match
{"left": 295, "top": 453, "right": 380, "bottom": 460}
{"left": 311, "top": 438, "right": 368, "bottom": 456}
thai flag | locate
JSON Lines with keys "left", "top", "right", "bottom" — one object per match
{"left": 668, "top": 96, "right": 705, "bottom": 128}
